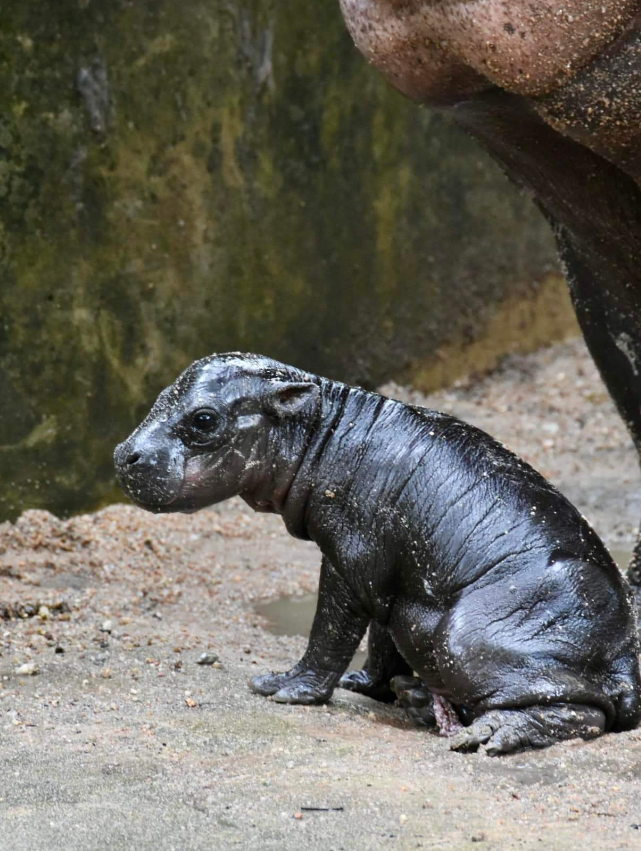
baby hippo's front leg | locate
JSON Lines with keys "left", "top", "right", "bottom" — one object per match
{"left": 250, "top": 557, "right": 367, "bottom": 705}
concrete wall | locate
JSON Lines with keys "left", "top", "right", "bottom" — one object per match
{"left": 0, "top": 0, "right": 575, "bottom": 520}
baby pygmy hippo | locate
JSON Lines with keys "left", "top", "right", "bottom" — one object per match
{"left": 114, "top": 353, "right": 641, "bottom": 754}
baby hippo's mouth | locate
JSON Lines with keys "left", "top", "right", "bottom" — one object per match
{"left": 114, "top": 473, "right": 181, "bottom": 512}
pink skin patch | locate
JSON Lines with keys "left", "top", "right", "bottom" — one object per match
{"left": 433, "top": 694, "right": 465, "bottom": 737}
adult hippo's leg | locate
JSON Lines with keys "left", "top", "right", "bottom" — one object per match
{"left": 555, "top": 231, "right": 641, "bottom": 600}
{"left": 339, "top": 621, "right": 413, "bottom": 702}
{"left": 450, "top": 92, "right": 641, "bottom": 614}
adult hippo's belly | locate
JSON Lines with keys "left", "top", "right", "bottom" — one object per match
{"left": 339, "top": 1, "right": 641, "bottom": 616}
{"left": 340, "top": 1, "right": 639, "bottom": 100}
{"left": 340, "top": 1, "right": 641, "bottom": 174}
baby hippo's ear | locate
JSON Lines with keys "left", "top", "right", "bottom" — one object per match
{"left": 262, "top": 381, "right": 320, "bottom": 418}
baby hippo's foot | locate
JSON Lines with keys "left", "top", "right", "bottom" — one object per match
{"left": 249, "top": 666, "right": 336, "bottom": 705}
{"left": 391, "top": 676, "right": 463, "bottom": 735}
{"left": 339, "top": 668, "right": 397, "bottom": 703}
{"left": 449, "top": 703, "right": 607, "bottom": 756}
{"left": 391, "top": 676, "right": 436, "bottom": 728}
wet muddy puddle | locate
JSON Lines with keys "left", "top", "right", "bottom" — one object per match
{"left": 256, "top": 593, "right": 367, "bottom": 669}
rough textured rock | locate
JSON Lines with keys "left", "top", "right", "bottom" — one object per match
{"left": 0, "top": 1, "right": 573, "bottom": 520}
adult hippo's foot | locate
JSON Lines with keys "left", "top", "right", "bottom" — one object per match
{"left": 249, "top": 664, "right": 338, "bottom": 705}
{"left": 449, "top": 704, "right": 607, "bottom": 756}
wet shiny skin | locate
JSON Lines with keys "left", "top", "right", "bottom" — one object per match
{"left": 115, "top": 354, "right": 641, "bottom": 754}
{"left": 338, "top": 1, "right": 641, "bottom": 605}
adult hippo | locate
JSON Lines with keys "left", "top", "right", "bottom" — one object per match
{"left": 338, "top": 1, "right": 641, "bottom": 615}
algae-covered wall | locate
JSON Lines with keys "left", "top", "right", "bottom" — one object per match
{"left": 0, "top": 0, "right": 573, "bottom": 520}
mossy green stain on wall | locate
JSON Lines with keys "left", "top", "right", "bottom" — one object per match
{"left": 0, "top": 1, "right": 569, "bottom": 520}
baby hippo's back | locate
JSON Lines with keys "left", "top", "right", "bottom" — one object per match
{"left": 389, "top": 408, "right": 614, "bottom": 590}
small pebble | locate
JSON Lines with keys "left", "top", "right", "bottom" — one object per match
{"left": 15, "top": 662, "right": 38, "bottom": 676}
{"left": 100, "top": 620, "right": 113, "bottom": 634}
{"left": 197, "top": 653, "right": 220, "bottom": 666}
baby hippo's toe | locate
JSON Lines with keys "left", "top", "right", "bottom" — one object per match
{"left": 391, "top": 675, "right": 437, "bottom": 728}
{"left": 448, "top": 712, "right": 502, "bottom": 753}
{"left": 249, "top": 671, "right": 291, "bottom": 696}
{"left": 272, "top": 683, "right": 327, "bottom": 704}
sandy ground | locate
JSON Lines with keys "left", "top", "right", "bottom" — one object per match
{"left": 2, "top": 338, "right": 641, "bottom": 851}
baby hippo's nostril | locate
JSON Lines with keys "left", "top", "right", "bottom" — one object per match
{"left": 127, "top": 451, "right": 142, "bottom": 466}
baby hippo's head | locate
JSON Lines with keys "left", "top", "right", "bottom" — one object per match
{"left": 114, "top": 353, "right": 320, "bottom": 514}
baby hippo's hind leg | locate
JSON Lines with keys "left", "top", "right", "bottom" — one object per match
{"left": 449, "top": 704, "right": 607, "bottom": 756}
{"left": 339, "top": 621, "right": 412, "bottom": 703}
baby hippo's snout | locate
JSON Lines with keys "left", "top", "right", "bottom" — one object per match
{"left": 114, "top": 434, "right": 184, "bottom": 511}
{"left": 117, "top": 444, "right": 142, "bottom": 468}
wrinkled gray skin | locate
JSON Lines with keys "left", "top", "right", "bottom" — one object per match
{"left": 338, "top": 2, "right": 641, "bottom": 616}
{"left": 115, "top": 353, "right": 641, "bottom": 755}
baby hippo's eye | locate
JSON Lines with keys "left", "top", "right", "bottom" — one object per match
{"left": 191, "top": 409, "right": 217, "bottom": 432}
